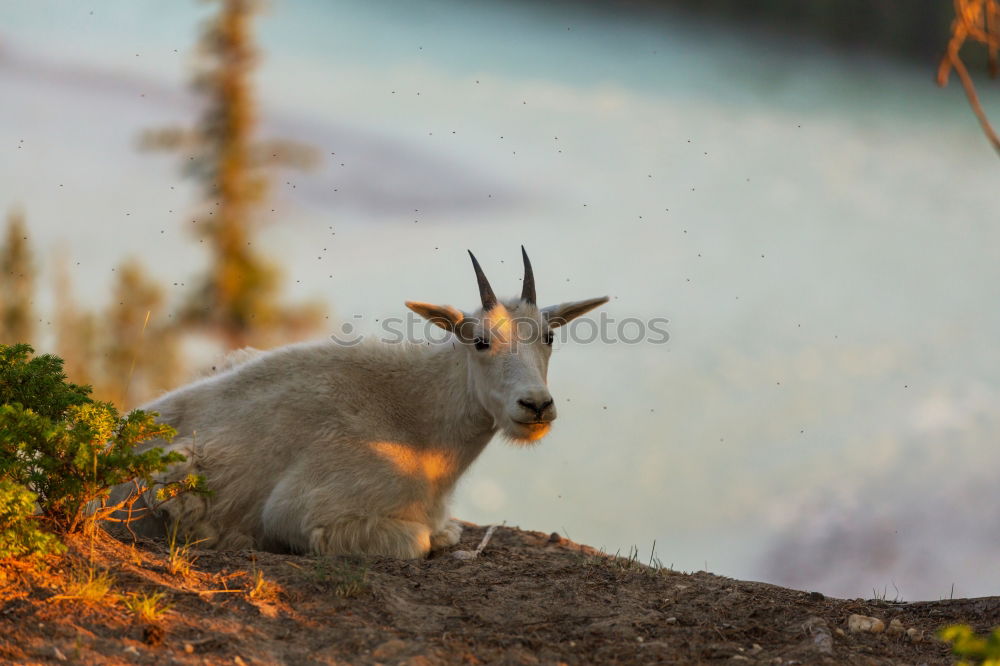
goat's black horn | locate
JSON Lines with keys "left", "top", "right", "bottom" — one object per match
{"left": 468, "top": 250, "right": 498, "bottom": 311}
{"left": 520, "top": 245, "right": 536, "bottom": 305}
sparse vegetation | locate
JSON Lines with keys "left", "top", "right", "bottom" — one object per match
{"left": 311, "top": 556, "right": 370, "bottom": 598}
{"left": 166, "top": 521, "right": 200, "bottom": 578}
{"left": 579, "top": 543, "right": 674, "bottom": 581}
{"left": 247, "top": 566, "right": 278, "bottom": 601}
{"left": 125, "top": 591, "right": 171, "bottom": 623}
{"left": 54, "top": 569, "right": 116, "bottom": 604}
{"left": 245, "top": 554, "right": 280, "bottom": 601}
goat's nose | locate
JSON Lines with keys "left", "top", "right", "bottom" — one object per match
{"left": 517, "top": 397, "right": 554, "bottom": 416}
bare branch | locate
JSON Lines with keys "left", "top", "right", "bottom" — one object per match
{"left": 938, "top": 0, "right": 1000, "bottom": 156}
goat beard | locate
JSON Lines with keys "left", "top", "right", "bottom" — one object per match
{"left": 502, "top": 421, "right": 552, "bottom": 445}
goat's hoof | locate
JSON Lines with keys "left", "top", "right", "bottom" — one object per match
{"left": 430, "top": 520, "right": 462, "bottom": 550}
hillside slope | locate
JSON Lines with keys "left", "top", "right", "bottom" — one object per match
{"left": 1, "top": 524, "right": 996, "bottom": 664}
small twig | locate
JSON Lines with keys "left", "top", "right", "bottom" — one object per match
{"left": 452, "top": 522, "right": 503, "bottom": 560}
{"left": 946, "top": 48, "right": 1000, "bottom": 154}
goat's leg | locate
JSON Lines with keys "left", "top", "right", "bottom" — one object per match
{"left": 307, "top": 515, "right": 432, "bottom": 559}
{"left": 430, "top": 519, "right": 463, "bottom": 550}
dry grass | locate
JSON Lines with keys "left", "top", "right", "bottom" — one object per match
{"left": 248, "top": 568, "right": 277, "bottom": 600}
{"left": 52, "top": 569, "right": 116, "bottom": 604}
{"left": 124, "top": 591, "right": 171, "bottom": 623}
{"left": 165, "top": 522, "right": 200, "bottom": 577}
{"left": 247, "top": 556, "right": 279, "bottom": 602}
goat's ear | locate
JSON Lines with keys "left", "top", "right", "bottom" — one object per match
{"left": 405, "top": 301, "right": 465, "bottom": 332}
{"left": 542, "top": 296, "right": 609, "bottom": 328}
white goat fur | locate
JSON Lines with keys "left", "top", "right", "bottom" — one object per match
{"left": 115, "top": 258, "right": 607, "bottom": 559}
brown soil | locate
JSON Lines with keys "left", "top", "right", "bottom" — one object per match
{"left": 0, "top": 524, "right": 995, "bottom": 665}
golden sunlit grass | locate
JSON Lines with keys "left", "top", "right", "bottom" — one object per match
{"left": 247, "top": 568, "right": 277, "bottom": 601}
{"left": 124, "top": 591, "right": 171, "bottom": 623}
{"left": 166, "top": 522, "right": 201, "bottom": 578}
{"left": 52, "top": 569, "right": 116, "bottom": 604}
{"left": 246, "top": 556, "right": 279, "bottom": 602}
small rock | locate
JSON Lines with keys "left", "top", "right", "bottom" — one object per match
{"left": 803, "top": 616, "right": 833, "bottom": 655}
{"left": 123, "top": 646, "right": 140, "bottom": 656}
{"left": 847, "top": 614, "right": 885, "bottom": 633}
{"left": 372, "top": 640, "right": 409, "bottom": 660}
{"left": 234, "top": 657, "right": 247, "bottom": 666}
{"left": 184, "top": 643, "right": 194, "bottom": 654}
{"left": 848, "top": 615, "right": 869, "bottom": 632}
{"left": 834, "top": 628, "right": 845, "bottom": 637}
{"left": 52, "top": 647, "right": 67, "bottom": 662}
{"left": 664, "top": 616, "right": 678, "bottom": 624}
{"left": 750, "top": 643, "right": 763, "bottom": 654}
{"left": 548, "top": 532, "right": 561, "bottom": 543}
{"left": 886, "top": 618, "right": 905, "bottom": 636}
{"left": 807, "top": 591, "right": 825, "bottom": 601}
{"left": 907, "top": 627, "right": 924, "bottom": 643}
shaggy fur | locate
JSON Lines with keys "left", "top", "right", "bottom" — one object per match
{"left": 110, "top": 292, "right": 606, "bottom": 558}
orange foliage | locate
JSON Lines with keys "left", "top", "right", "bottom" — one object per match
{"left": 938, "top": 0, "right": 1000, "bottom": 154}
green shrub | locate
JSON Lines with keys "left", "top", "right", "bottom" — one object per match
{"left": 0, "top": 479, "right": 63, "bottom": 558}
{"left": 0, "top": 343, "right": 91, "bottom": 420}
{"left": 939, "top": 624, "right": 1000, "bottom": 665}
{"left": 0, "top": 343, "right": 193, "bottom": 536}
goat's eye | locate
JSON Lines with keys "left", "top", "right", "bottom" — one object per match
{"left": 543, "top": 330, "right": 554, "bottom": 346}
{"left": 473, "top": 336, "right": 490, "bottom": 351}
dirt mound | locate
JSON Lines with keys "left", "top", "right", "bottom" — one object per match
{"left": 1, "top": 524, "right": 996, "bottom": 664}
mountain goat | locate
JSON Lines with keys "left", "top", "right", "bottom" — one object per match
{"left": 113, "top": 248, "right": 607, "bottom": 558}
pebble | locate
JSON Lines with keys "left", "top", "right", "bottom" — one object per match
{"left": 184, "top": 643, "right": 195, "bottom": 653}
{"left": 907, "top": 627, "right": 924, "bottom": 643}
{"left": 803, "top": 616, "right": 833, "bottom": 655}
{"left": 847, "top": 614, "right": 885, "bottom": 633}
{"left": 52, "top": 647, "right": 67, "bottom": 662}
{"left": 123, "top": 646, "right": 140, "bottom": 656}
{"left": 886, "top": 618, "right": 905, "bottom": 636}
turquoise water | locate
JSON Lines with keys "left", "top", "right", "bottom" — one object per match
{"left": 2, "top": 0, "right": 1000, "bottom": 600}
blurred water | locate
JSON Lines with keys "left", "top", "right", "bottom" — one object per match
{"left": 2, "top": 0, "right": 1000, "bottom": 600}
